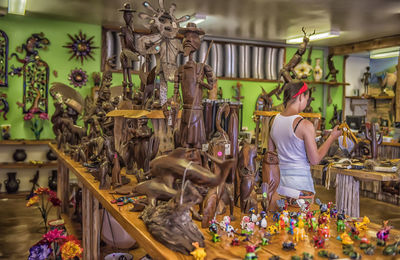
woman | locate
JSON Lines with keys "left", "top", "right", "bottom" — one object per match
{"left": 268, "top": 81, "right": 341, "bottom": 206}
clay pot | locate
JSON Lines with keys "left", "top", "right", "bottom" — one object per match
{"left": 46, "top": 150, "right": 57, "bottom": 161}
{"left": 4, "top": 172, "right": 20, "bottom": 193}
{"left": 12, "top": 149, "right": 27, "bottom": 162}
{"left": 48, "top": 170, "right": 57, "bottom": 191}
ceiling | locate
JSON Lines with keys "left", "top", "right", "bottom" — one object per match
{"left": 1, "top": 0, "right": 400, "bottom": 47}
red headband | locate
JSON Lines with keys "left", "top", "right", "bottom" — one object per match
{"left": 292, "top": 82, "right": 308, "bottom": 99}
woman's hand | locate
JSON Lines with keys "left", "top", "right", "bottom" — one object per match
{"left": 329, "top": 125, "right": 342, "bottom": 140}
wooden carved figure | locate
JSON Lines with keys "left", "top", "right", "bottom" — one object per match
{"left": 277, "top": 27, "right": 315, "bottom": 95}
{"left": 365, "top": 122, "right": 382, "bottom": 160}
{"left": 237, "top": 142, "right": 258, "bottom": 214}
{"left": 137, "top": 0, "right": 190, "bottom": 105}
{"left": 119, "top": 3, "right": 139, "bottom": 99}
{"left": 361, "top": 66, "right": 371, "bottom": 96}
{"left": 255, "top": 86, "right": 280, "bottom": 111}
{"left": 325, "top": 54, "right": 339, "bottom": 82}
{"left": 173, "top": 23, "right": 215, "bottom": 149}
{"left": 261, "top": 149, "right": 280, "bottom": 212}
{"left": 232, "top": 82, "right": 244, "bottom": 102}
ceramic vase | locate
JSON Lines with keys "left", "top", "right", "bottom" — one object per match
{"left": 12, "top": 149, "right": 27, "bottom": 162}
{"left": 4, "top": 172, "right": 20, "bottom": 193}
{"left": 313, "top": 58, "right": 323, "bottom": 81}
{"left": 46, "top": 149, "right": 57, "bottom": 161}
{"left": 48, "top": 170, "right": 57, "bottom": 191}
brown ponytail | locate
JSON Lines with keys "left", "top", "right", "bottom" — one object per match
{"left": 283, "top": 81, "right": 310, "bottom": 107}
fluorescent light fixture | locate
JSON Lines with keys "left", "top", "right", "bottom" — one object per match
{"left": 286, "top": 29, "right": 340, "bottom": 44}
{"left": 8, "top": 0, "right": 27, "bottom": 15}
{"left": 181, "top": 13, "right": 206, "bottom": 27}
{"left": 370, "top": 47, "right": 400, "bottom": 59}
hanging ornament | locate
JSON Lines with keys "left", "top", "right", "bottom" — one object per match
{"left": 63, "top": 31, "right": 98, "bottom": 64}
{"left": 68, "top": 68, "right": 88, "bottom": 88}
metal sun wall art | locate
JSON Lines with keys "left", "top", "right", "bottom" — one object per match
{"left": 63, "top": 31, "right": 98, "bottom": 64}
{"left": 68, "top": 68, "right": 88, "bottom": 88}
{"left": 0, "top": 30, "right": 9, "bottom": 87}
{"left": 9, "top": 33, "right": 50, "bottom": 114}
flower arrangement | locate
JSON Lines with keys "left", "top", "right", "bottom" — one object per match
{"left": 26, "top": 187, "right": 62, "bottom": 232}
{"left": 23, "top": 107, "right": 49, "bottom": 140}
{"left": 28, "top": 229, "right": 83, "bottom": 260}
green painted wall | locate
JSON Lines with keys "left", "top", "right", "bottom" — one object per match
{"left": 1, "top": 14, "right": 345, "bottom": 139}
{"left": 1, "top": 14, "right": 101, "bottom": 140}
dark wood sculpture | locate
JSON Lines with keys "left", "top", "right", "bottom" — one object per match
{"left": 173, "top": 23, "right": 215, "bottom": 149}
{"left": 0, "top": 30, "right": 9, "bottom": 87}
{"left": 237, "top": 142, "right": 258, "bottom": 214}
{"left": 261, "top": 150, "right": 280, "bottom": 212}
{"left": 255, "top": 85, "right": 280, "bottom": 111}
{"left": 361, "top": 66, "right": 371, "bottom": 96}
{"left": 277, "top": 27, "right": 315, "bottom": 95}
{"left": 365, "top": 123, "right": 382, "bottom": 160}
{"left": 119, "top": 3, "right": 139, "bottom": 99}
{"left": 329, "top": 104, "right": 340, "bottom": 127}
{"left": 325, "top": 54, "right": 339, "bottom": 82}
{"left": 232, "top": 82, "right": 244, "bottom": 102}
{"left": 228, "top": 102, "right": 239, "bottom": 190}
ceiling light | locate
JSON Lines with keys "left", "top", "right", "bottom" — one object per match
{"left": 286, "top": 29, "right": 340, "bottom": 44}
{"left": 370, "top": 47, "right": 400, "bottom": 59}
{"left": 181, "top": 13, "right": 206, "bottom": 27}
{"left": 8, "top": 0, "right": 27, "bottom": 15}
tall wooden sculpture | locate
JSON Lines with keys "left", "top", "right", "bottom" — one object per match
{"left": 365, "top": 123, "right": 382, "bottom": 160}
{"left": 173, "top": 23, "right": 215, "bottom": 149}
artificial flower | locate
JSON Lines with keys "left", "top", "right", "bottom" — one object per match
{"left": 35, "top": 187, "right": 50, "bottom": 195}
{"left": 39, "top": 112, "right": 49, "bottom": 120}
{"left": 49, "top": 196, "right": 62, "bottom": 207}
{"left": 43, "top": 228, "right": 65, "bottom": 243}
{"left": 26, "top": 195, "right": 39, "bottom": 207}
{"left": 29, "top": 107, "right": 40, "bottom": 114}
{"left": 61, "top": 240, "right": 83, "bottom": 260}
{"left": 28, "top": 244, "right": 52, "bottom": 260}
{"left": 24, "top": 113, "right": 34, "bottom": 121}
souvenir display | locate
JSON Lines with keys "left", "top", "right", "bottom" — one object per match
{"left": 63, "top": 30, "right": 98, "bottom": 64}
{"left": 0, "top": 30, "right": 8, "bottom": 87}
{"left": 68, "top": 68, "right": 88, "bottom": 88}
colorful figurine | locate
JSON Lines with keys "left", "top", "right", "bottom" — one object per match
{"left": 337, "top": 219, "right": 346, "bottom": 233}
{"left": 382, "top": 241, "right": 400, "bottom": 256}
{"left": 272, "top": 212, "right": 280, "bottom": 222}
{"left": 244, "top": 244, "right": 259, "bottom": 260}
{"left": 282, "top": 210, "right": 289, "bottom": 225}
{"left": 288, "top": 219, "right": 296, "bottom": 235}
{"left": 261, "top": 235, "right": 270, "bottom": 246}
{"left": 318, "top": 215, "right": 328, "bottom": 227}
{"left": 257, "top": 211, "right": 268, "bottom": 229}
{"left": 190, "top": 242, "right": 206, "bottom": 260}
{"left": 318, "top": 226, "right": 330, "bottom": 239}
{"left": 279, "top": 217, "right": 286, "bottom": 231}
{"left": 220, "top": 216, "right": 231, "bottom": 231}
{"left": 282, "top": 241, "right": 296, "bottom": 251}
{"left": 302, "top": 252, "right": 314, "bottom": 260}
{"left": 309, "top": 217, "right": 318, "bottom": 232}
{"left": 340, "top": 233, "right": 354, "bottom": 245}
{"left": 377, "top": 221, "right": 392, "bottom": 246}
{"left": 241, "top": 216, "right": 250, "bottom": 229}
{"left": 313, "top": 236, "right": 325, "bottom": 248}
{"left": 249, "top": 208, "right": 259, "bottom": 223}
{"left": 355, "top": 216, "right": 370, "bottom": 230}
{"left": 293, "top": 226, "right": 306, "bottom": 242}
{"left": 231, "top": 237, "right": 240, "bottom": 246}
{"left": 267, "top": 225, "right": 278, "bottom": 235}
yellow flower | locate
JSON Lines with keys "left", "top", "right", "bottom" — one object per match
{"left": 26, "top": 195, "right": 39, "bottom": 207}
{"left": 61, "top": 241, "right": 83, "bottom": 259}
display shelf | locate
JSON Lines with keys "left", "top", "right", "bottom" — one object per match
{"left": 107, "top": 109, "right": 181, "bottom": 119}
{"left": 217, "top": 76, "right": 350, "bottom": 86}
{"left": 0, "top": 139, "right": 54, "bottom": 145}
{"left": 253, "top": 110, "right": 321, "bottom": 118}
{"left": 0, "top": 161, "right": 58, "bottom": 169}
{"left": 345, "top": 95, "right": 394, "bottom": 100}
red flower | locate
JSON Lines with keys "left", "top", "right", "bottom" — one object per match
{"left": 24, "top": 113, "right": 34, "bottom": 121}
{"left": 39, "top": 113, "right": 49, "bottom": 120}
{"left": 35, "top": 187, "right": 50, "bottom": 195}
{"left": 49, "top": 196, "right": 61, "bottom": 207}
{"left": 30, "top": 107, "right": 40, "bottom": 113}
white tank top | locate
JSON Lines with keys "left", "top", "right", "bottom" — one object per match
{"left": 270, "top": 114, "right": 310, "bottom": 170}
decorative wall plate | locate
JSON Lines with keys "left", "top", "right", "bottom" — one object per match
{"left": 68, "top": 68, "right": 88, "bottom": 88}
{"left": 0, "top": 30, "right": 9, "bottom": 87}
{"left": 63, "top": 31, "right": 98, "bottom": 64}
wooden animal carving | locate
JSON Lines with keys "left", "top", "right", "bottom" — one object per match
{"left": 325, "top": 54, "right": 339, "bottom": 82}
{"left": 277, "top": 27, "right": 315, "bottom": 95}
{"left": 255, "top": 85, "right": 280, "bottom": 111}
{"left": 261, "top": 151, "right": 280, "bottom": 212}
{"left": 237, "top": 142, "right": 258, "bottom": 214}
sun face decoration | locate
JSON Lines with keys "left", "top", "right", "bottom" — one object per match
{"left": 63, "top": 31, "right": 98, "bottom": 64}
{"left": 68, "top": 68, "right": 88, "bottom": 88}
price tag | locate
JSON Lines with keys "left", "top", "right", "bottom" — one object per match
{"left": 202, "top": 143, "right": 209, "bottom": 152}
{"left": 225, "top": 143, "right": 231, "bottom": 156}
{"left": 168, "top": 115, "right": 172, "bottom": 126}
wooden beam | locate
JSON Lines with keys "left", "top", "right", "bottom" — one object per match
{"left": 396, "top": 54, "right": 400, "bottom": 121}
{"left": 329, "top": 35, "right": 400, "bottom": 55}
{"left": 342, "top": 55, "right": 349, "bottom": 121}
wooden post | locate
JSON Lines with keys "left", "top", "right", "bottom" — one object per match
{"left": 57, "top": 162, "right": 69, "bottom": 214}
{"left": 396, "top": 54, "right": 400, "bottom": 121}
{"left": 255, "top": 116, "right": 260, "bottom": 150}
{"left": 82, "top": 186, "right": 93, "bottom": 260}
{"left": 342, "top": 55, "right": 349, "bottom": 121}
{"left": 92, "top": 197, "right": 100, "bottom": 259}
{"left": 335, "top": 174, "right": 359, "bottom": 218}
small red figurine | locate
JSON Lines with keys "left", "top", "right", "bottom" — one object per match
{"left": 318, "top": 226, "right": 330, "bottom": 239}
{"left": 313, "top": 235, "right": 325, "bottom": 248}
{"left": 231, "top": 237, "right": 240, "bottom": 246}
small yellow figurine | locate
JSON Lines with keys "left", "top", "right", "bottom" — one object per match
{"left": 191, "top": 242, "right": 206, "bottom": 260}
{"left": 355, "top": 216, "right": 370, "bottom": 230}
{"left": 340, "top": 233, "right": 354, "bottom": 245}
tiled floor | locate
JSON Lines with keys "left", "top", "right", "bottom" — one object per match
{"left": 1, "top": 185, "right": 400, "bottom": 259}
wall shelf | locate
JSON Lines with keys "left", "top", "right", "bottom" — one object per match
{"left": 0, "top": 140, "right": 54, "bottom": 145}
{"left": 0, "top": 162, "right": 57, "bottom": 169}
{"left": 345, "top": 96, "right": 394, "bottom": 100}
{"left": 217, "top": 76, "right": 350, "bottom": 86}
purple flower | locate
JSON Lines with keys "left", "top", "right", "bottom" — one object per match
{"left": 24, "top": 113, "right": 34, "bottom": 121}
{"left": 28, "top": 244, "right": 52, "bottom": 260}
{"left": 39, "top": 113, "right": 49, "bottom": 120}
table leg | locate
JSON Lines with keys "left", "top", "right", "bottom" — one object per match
{"left": 57, "top": 162, "right": 69, "bottom": 214}
{"left": 82, "top": 186, "right": 100, "bottom": 260}
{"left": 335, "top": 174, "right": 360, "bottom": 218}
{"left": 92, "top": 197, "right": 100, "bottom": 259}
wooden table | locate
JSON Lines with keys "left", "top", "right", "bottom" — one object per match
{"left": 311, "top": 164, "right": 400, "bottom": 218}
{"left": 50, "top": 144, "right": 399, "bottom": 260}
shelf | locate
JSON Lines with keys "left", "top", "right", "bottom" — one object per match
{"left": 0, "top": 140, "right": 55, "bottom": 145}
{"left": 217, "top": 76, "right": 350, "bottom": 86}
{"left": 253, "top": 111, "right": 321, "bottom": 118}
{"left": 345, "top": 96, "right": 394, "bottom": 100}
{"left": 0, "top": 161, "right": 58, "bottom": 169}
{"left": 106, "top": 109, "right": 182, "bottom": 119}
